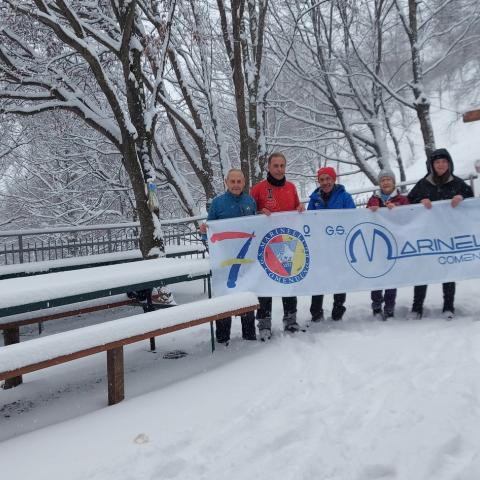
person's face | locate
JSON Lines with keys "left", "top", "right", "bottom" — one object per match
{"left": 318, "top": 174, "right": 335, "bottom": 193}
{"left": 379, "top": 177, "right": 395, "bottom": 195}
{"left": 432, "top": 158, "right": 449, "bottom": 176}
{"left": 225, "top": 171, "right": 245, "bottom": 196}
{"left": 268, "top": 156, "right": 286, "bottom": 180}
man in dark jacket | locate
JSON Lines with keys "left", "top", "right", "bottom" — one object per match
{"left": 407, "top": 148, "right": 474, "bottom": 320}
{"left": 308, "top": 166, "right": 356, "bottom": 321}
{"left": 200, "top": 169, "right": 257, "bottom": 344}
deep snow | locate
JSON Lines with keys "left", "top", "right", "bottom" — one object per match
{"left": 1, "top": 278, "right": 480, "bottom": 480}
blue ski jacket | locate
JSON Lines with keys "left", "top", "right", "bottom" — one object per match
{"left": 307, "top": 184, "right": 356, "bottom": 210}
{"left": 207, "top": 191, "right": 256, "bottom": 221}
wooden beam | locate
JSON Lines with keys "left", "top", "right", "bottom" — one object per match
{"left": 463, "top": 109, "right": 480, "bottom": 123}
{"left": 0, "top": 294, "right": 161, "bottom": 330}
{"left": 107, "top": 347, "right": 124, "bottom": 405}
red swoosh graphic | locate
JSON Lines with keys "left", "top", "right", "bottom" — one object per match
{"left": 210, "top": 232, "right": 256, "bottom": 243}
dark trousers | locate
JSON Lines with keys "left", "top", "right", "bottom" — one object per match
{"left": 255, "top": 296, "right": 297, "bottom": 330}
{"left": 256, "top": 296, "right": 297, "bottom": 319}
{"left": 412, "top": 282, "right": 455, "bottom": 313}
{"left": 371, "top": 289, "right": 397, "bottom": 313}
{"left": 310, "top": 294, "right": 346, "bottom": 320}
{"left": 216, "top": 311, "right": 256, "bottom": 342}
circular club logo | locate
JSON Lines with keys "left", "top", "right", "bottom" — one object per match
{"left": 345, "top": 222, "right": 397, "bottom": 278}
{"left": 258, "top": 228, "right": 310, "bottom": 284}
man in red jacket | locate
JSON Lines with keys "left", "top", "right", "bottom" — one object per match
{"left": 250, "top": 152, "right": 305, "bottom": 341}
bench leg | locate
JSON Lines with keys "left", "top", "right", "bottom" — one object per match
{"left": 107, "top": 347, "right": 124, "bottom": 405}
{"left": 210, "top": 321, "right": 215, "bottom": 353}
{"left": 3, "top": 327, "right": 22, "bottom": 389}
{"left": 207, "top": 277, "right": 215, "bottom": 353}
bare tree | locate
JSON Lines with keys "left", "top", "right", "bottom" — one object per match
{"left": 392, "top": 0, "right": 480, "bottom": 158}
{"left": 267, "top": 1, "right": 392, "bottom": 184}
{"left": 1, "top": 113, "right": 137, "bottom": 228}
{"left": 217, "top": 0, "right": 270, "bottom": 186}
{"left": 0, "top": 0, "right": 179, "bottom": 257}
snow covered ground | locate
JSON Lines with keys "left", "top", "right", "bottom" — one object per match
{"left": 2, "top": 277, "right": 480, "bottom": 480}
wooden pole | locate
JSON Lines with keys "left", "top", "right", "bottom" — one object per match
{"left": 2, "top": 327, "right": 22, "bottom": 389}
{"left": 107, "top": 347, "right": 124, "bottom": 405}
{"left": 463, "top": 109, "right": 480, "bottom": 123}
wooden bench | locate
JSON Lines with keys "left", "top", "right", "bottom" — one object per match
{"left": 0, "top": 292, "right": 259, "bottom": 405}
{"left": 1, "top": 257, "right": 212, "bottom": 384}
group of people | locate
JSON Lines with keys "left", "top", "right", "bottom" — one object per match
{"left": 200, "top": 148, "right": 474, "bottom": 344}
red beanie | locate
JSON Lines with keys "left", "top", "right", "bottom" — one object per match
{"left": 317, "top": 167, "right": 337, "bottom": 181}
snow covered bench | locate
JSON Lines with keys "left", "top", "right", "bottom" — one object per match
{"left": 1, "top": 257, "right": 212, "bottom": 386}
{"left": 0, "top": 253, "right": 209, "bottom": 344}
{"left": 0, "top": 292, "right": 259, "bottom": 405}
{"left": 0, "top": 257, "right": 210, "bottom": 319}
{"left": 0, "top": 245, "right": 206, "bottom": 280}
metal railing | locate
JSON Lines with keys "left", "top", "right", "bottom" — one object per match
{"left": 0, "top": 217, "right": 206, "bottom": 266}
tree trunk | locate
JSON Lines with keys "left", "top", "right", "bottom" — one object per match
{"left": 122, "top": 142, "right": 163, "bottom": 258}
{"left": 407, "top": 0, "right": 436, "bottom": 160}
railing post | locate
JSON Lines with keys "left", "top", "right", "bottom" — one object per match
{"left": 107, "top": 228, "right": 112, "bottom": 253}
{"left": 18, "top": 234, "right": 24, "bottom": 264}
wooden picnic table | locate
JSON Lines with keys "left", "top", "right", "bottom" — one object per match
{"left": 0, "top": 257, "right": 212, "bottom": 388}
{"left": 0, "top": 257, "right": 211, "bottom": 318}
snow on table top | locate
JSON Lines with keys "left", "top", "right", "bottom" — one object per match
{"left": 0, "top": 292, "right": 258, "bottom": 373}
{"left": 0, "top": 257, "right": 211, "bottom": 310}
{"left": 0, "top": 245, "right": 206, "bottom": 276}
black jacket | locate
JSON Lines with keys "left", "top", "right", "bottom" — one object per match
{"left": 408, "top": 174, "right": 473, "bottom": 204}
{"left": 408, "top": 147, "right": 474, "bottom": 203}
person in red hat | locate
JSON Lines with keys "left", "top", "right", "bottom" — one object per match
{"left": 307, "top": 166, "right": 356, "bottom": 321}
{"left": 250, "top": 152, "right": 305, "bottom": 341}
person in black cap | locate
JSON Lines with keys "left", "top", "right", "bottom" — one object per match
{"left": 407, "top": 148, "right": 474, "bottom": 320}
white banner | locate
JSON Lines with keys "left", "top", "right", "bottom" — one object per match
{"left": 207, "top": 197, "right": 480, "bottom": 296}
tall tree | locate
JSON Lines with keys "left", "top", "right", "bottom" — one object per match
{"left": 217, "top": 0, "right": 269, "bottom": 186}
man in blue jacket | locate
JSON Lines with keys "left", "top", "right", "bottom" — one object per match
{"left": 307, "top": 166, "right": 356, "bottom": 321}
{"left": 200, "top": 169, "right": 257, "bottom": 343}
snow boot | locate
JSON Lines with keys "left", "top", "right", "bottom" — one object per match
{"left": 407, "top": 309, "right": 422, "bottom": 320}
{"left": 442, "top": 310, "right": 455, "bottom": 320}
{"left": 259, "top": 329, "right": 272, "bottom": 342}
{"left": 284, "top": 322, "right": 301, "bottom": 333}
{"left": 331, "top": 305, "right": 346, "bottom": 321}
